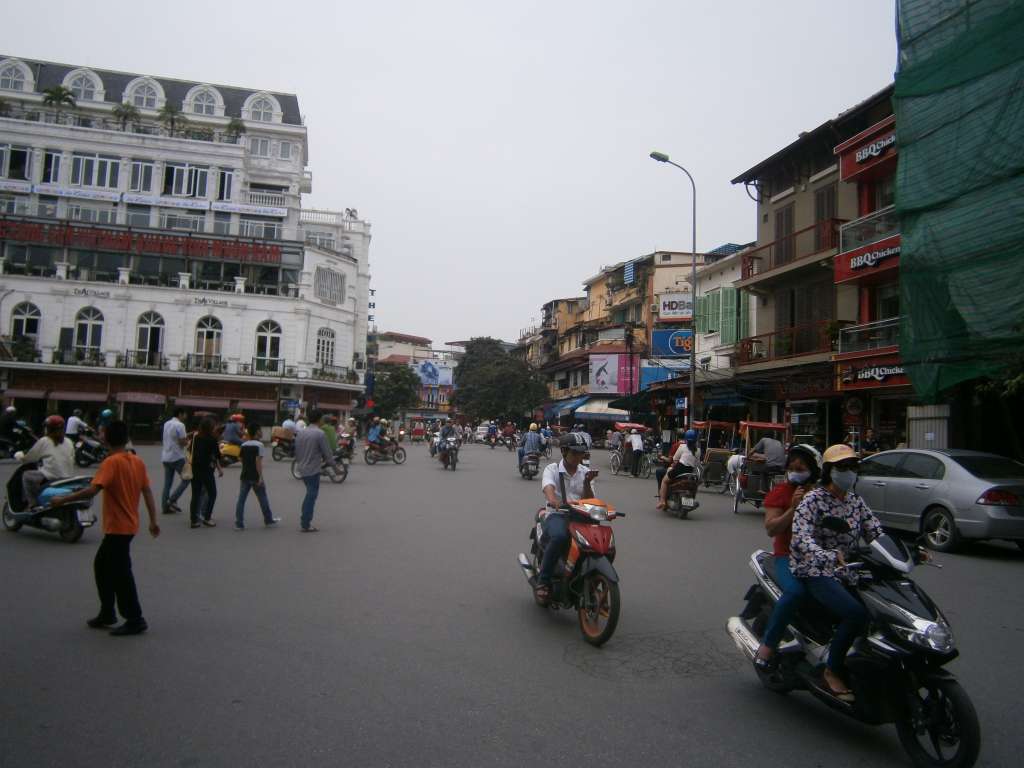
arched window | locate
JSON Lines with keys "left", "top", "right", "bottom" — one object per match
{"left": 132, "top": 83, "right": 157, "bottom": 109}
{"left": 135, "top": 311, "right": 164, "bottom": 367}
{"left": 0, "top": 64, "right": 26, "bottom": 91}
{"left": 195, "top": 316, "right": 223, "bottom": 362}
{"left": 69, "top": 74, "right": 96, "bottom": 101}
{"left": 315, "top": 327, "right": 335, "bottom": 366}
{"left": 191, "top": 89, "right": 216, "bottom": 115}
{"left": 11, "top": 302, "right": 40, "bottom": 338}
{"left": 254, "top": 319, "right": 282, "bottom": 372}
{"left": 74, "top": 307, "right": 103, "bottom": 358}
{"left": 250, "top": 97, "right": 274, "bottom": 122}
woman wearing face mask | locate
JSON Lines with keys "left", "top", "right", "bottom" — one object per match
{"left": 790, "top": 443, "right": 883, "bottom": 702}
{"left": 753, "top": 444, "right": 822, "bottom": 670}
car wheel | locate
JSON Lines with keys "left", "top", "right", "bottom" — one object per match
{"left": 922, "top": 506, "right": 960, "bottom": 552}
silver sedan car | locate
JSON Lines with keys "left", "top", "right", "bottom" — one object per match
{"left": 855, "top": 449, "right": 1024, "bottom": 552}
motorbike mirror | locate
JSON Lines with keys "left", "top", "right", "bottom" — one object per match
{"left": 820, "top": 516, "right": 851, "bottom": 534}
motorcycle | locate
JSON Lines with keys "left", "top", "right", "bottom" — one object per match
{"left": 504, "top": 434, "right": 516, "bottom": 452}
{"left": 439, "top": 436, "right": 459, "bottom": 470}
{"left": 663, "top": 467, "right": 701, "bottom": 518}
{"left": 271, "top": 437, "right": 295, "bottom": 462}
{"left": 218, "top": 441, "right": 241, "bottom": 468}
{"left": 517, "top": 496, "right": 626, "bottom": 647}
{"left": 519, "top": 451, "right": 540, "bottom": 480}
{"left": 337, "top": 432, "right": 355, "bottom": 462}
{"left": 290, "top": 453, "right": 348, "bottom": 483}
{"left": 0, "top": 421, "right": 38, "bottom": 459}
{"left": 727, "top": 518, "right": 980, "bottom": 768}
{"left": 364, "top": 441, "right": 407, "bottom": 465}
{"left": 2, "top": 463, "right": 97, "bottom": 543}
{"left": 73, "top": 427, "right": 108, "bottom": 468}
{"left": 487, "top": 434, "right": 498, "bottom": 450}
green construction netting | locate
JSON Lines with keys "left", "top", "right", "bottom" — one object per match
{"left": 894, "top": 0, "right": 1024, "bottom": 400}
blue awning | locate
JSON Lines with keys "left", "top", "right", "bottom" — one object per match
{"left": 556, "top": 396, "right": 590, "bottom": 417}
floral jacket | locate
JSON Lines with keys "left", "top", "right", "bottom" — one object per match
{"left": 790, "top": 486, "right": 883, "bottom": 582}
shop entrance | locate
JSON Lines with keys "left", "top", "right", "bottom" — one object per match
{"left": 873, "top": 396, "right": 909, "bottom": 451}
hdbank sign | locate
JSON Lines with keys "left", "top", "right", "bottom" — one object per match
{"left": 658, "top": 291, "right": 693, "bottom": 321}
{"left": 651, "top": 328, "right": 693, "bottom": 358}
{"left": 409, "top": 359, "right": 454, "bottom": 386}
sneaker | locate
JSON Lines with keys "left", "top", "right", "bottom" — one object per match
{"left": 300, "top": 525, "right": 319, "bottom": 532}
{"left": 190, "top": 522, "right": 201, "bottom": 529}
{"left": 110, "top": 619, "right": 148, "bottom": 636}
{"left": 233, "top": 523, "right": 244, "bottom": 531}
{"left": 86, "top": 615, "right": 117, "bottom": 629}
{"left": 169, "top": 502, "right": 182, "bottom": 513}
{"left": 201, "top": 519, "right": 217, "bottom": 527}
{"left": 162, "top": 506, "right": 175, "bottom": 515}
{"left": 264, "top": 517, "right": 281, "bottom": 527}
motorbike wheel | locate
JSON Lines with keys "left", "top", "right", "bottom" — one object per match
{"left": 578, "top": 573, "right": 620, "bottom": 647}
{"left": 610, "top": 453, "right": 621, "bottom": 475}
{"left": 326, "top": 464, "right": 348, "bottom": 484}
{"left": 364, "top": 449, "right": 378, "bottom": 465}
{"left": 74, "top": 450, "right": 93, "bottom": 468}
{"left": 392, "top": 448, "right": 407, "bottom": 465}
{"left": 450, "top": 453, "right": 457, "bottom": 471}
{"left": 290, "top": 460, "right": 302, "bottom": 480}
{"left": 2, "top": 501, "right": 22, "bottom": 532}
{"left": 641, "top": 455, "right": 653, "bottom": 479}
{"left": 59, "top": 520, "right": 84, "bottom": 543}
{"left": 895, "top": 678, "right": 980, "bottom": 768}
{"left": 272, "top": 444, "right": 287, "bottom": 462}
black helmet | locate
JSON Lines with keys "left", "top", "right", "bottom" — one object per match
{"left": 558, "top": 432, "right": 589, "bottom": 453}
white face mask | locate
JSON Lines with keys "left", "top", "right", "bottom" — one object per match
{"left": 831, "top": 469, "right": 857, "bottom": 492}
{"left": 787, "top": 470, "right": 811, "bottom": 484}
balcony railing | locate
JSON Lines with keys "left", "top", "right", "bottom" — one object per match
{"left": 236, "top": 357, "right": 288, "bottom": 376}
{"left": 239, "top": 220, "right": 282, "bottom": 240}
{"left": 837, "top": 317, "right": 900, "bottom": 354}
{"left": 181, "top": 353, "right": 227, "bottom": 373}
{"left": 52, "top": 348, "right": 105, "bottom": 366}
{"left": 246, "top": 191, "right": 288, "bottom": 207}
{"left": 737, "top": 320, "right": 850, "bottom": 365}
{"left": 117, "top": 350, "right": 168, "bottom": 370}
{"left": 312, "top": 363, "right": 349, "bottom": 381}
{"left": 159, "top": 212, "right": 205, "bottom": 232}
{"left": 741, "top": 219, "right": 844, "bottom": 280}
{"left": 839, "top": 205, "right": 899, "bottom": 254}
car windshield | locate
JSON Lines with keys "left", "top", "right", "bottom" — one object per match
{"left": 952, "top": 455, "right": 1024, "bottom": 480}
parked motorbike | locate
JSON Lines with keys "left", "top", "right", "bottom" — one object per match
{"left": 519, "top": 451, "right": 540, "bottom": 480}
{"left": 664, "top": 468, "right": 701, "bottom": 518}
{"left": 364, "top": 441, "right": 407, "bottom": 465}
{"left": 73, "top": 427, "right": 108, "bottom": 468}
{"left": 727, "top": 519, "right": 980, "bottom": 768}
{"left": 0, "top": 421, "right": 38, "bottom": 459}
{"left": 439, "top": 436, "right": 459, "bottom": 470}
{"left": 517, "top": 496, "right": 626, "bottom": 646}
{"left": 2, "top": 463, "right": 97, "bottom": 543}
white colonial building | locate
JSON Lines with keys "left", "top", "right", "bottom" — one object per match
{"left": 0, "top": 54, "right": 370, "bottom": 436}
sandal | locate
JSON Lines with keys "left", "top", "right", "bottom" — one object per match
{"left": 822, "top": 672, "right": 855, "bottom": 702}
{"left": 533, "top": 584, "right": 551, "bottom": 605}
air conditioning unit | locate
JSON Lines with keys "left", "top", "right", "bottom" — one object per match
{"left": 355, "top": 361, "right": 365, "bottom": 370}
{"left": 649, "top": 303, "right": 658, "bottom": 314}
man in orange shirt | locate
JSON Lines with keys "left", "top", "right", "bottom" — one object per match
{"left": 51, "top": 420, "right": 160, "bottom": 636}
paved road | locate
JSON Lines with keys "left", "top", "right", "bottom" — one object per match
{"left": 0, "top": 442, "right": 1020, "bottom": 767}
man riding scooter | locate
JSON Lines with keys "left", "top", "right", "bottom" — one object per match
{"left": 517, "top": 423, "right": 546, "bottom": 469}
{"left": 16, "top": 415, "right": 76, "bottom": 506}
{"left": 655, "top": 429, "right": 700, "bottom": 510}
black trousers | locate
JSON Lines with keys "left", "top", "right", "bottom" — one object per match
{"left": 631, "top": 449, "right": 643, "bottom": 476}
{"left": 94, "top": 534, "right": 142, "bottom": 621}
{"left": 190, "top": 472, "right": 217, "bottom": 523}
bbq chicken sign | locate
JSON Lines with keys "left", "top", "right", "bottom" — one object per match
{"left": 834, "top": 235, "right": 901, "bottom": 283}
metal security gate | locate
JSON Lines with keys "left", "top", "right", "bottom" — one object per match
{"left": 908, "top": 404, "right": 949, "bottom": 450}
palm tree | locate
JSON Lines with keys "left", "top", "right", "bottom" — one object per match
{"left": 42, "top": 85, "right": 76, "bottom": 124}
{"left": 112, "top": 102, "right": 141, "bottom": 131}
{"left": 225, "top": 117, "right": 246, "bottom": 143}
{"left": 157, "top": 102, "right": 188, "bottom": 137}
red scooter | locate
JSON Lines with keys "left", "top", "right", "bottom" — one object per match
{"left": 518, "top": 496, "right": 625, "bottom": 646}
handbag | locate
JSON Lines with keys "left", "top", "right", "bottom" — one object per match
{"left": 180, "top": 435, "right": 195, "bottom": 481}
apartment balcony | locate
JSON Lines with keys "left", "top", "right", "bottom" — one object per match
{"left": 837, "top": 317, "right": 900, "bottom": 356}
{"left": 739, "top": 219, "right": 844, "bottom": 286}
{"left": 181, "top": 353, "right": 228, "bottom": 373}
{"left": 117, "top": 350, "right": 169, "bottom": 370}
{"left": 839, "top": 206, "right": 899, "bottom": 254}
{"left": 0, "top": 336, "right": 42, "bottom": 363}
{"left": 236, "top": 358, "right": 296, "bottom": 377}
{"left": 311, "top": 363, "right": 352, "bottom": 382}
{"left": 737, "top": 320, "right": 850, "bottom": 366}
{"left": 52, "top": 348, "right": 105, "bottom": 366}
{"left": 246, "top": 191, "right": 288, "bottom": 207}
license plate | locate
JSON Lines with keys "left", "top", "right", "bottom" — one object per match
{"left": 681, "top": 497, "right": 696, "bottom": 508}
{"left": 341, "top": 457, "right": 350, "bottom": 465}
{"left": 77, "top": 509, "right": 96, "bottom": 524}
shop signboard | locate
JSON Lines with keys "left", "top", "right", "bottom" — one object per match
{"left": 775, "top": 374, "right": 836, "bottom": 401}
{"left": 657, "top": 290, "right": 693, "bottom": 322}
{"left": 651, "top": 328, "right": 693, "bottom": 358}
{"left": 837, "top": 353, "right": 911, "bottom": 390}
{"left": 33, "top": 183, "right": 122, "bottom": 202}
{"left": 639, "top": 360, "right": 678, "bottom": 390}
{"left": 589, "top": 353, "right": 640, "bottom": 394}
{"left": 408, "top": 359, "right": 454, "bottom": 387}
{"left": 835, "top": 117, "right": 898, "bottom": 181}
{"left": 835, "top": 234, "right": 901, "bottom": 283}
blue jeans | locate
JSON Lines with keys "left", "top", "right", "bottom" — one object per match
{"left": 235, "top": 480, "right": 275, "bottom": 527}
{"left": 161, "top": 459, "right": 189, "bottom": 509}
{"left": 804, "top": 576, "right": 868, "bottom": 673}
{"left": 301, "top": 473, "right": 320, "bottom": 529}
{"left": 762, "top": 556, "right": 806, "bottom": 649}
{"left": 538, "top": 513, "right": 569, "bottom": 585}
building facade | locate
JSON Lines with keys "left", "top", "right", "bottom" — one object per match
{"left": 0, "top": 55, "right": 370, "bottom": 435}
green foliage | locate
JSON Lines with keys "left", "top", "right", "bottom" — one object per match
{"left": 372, "top": 363, "right": 422, "bottom": 418}
{"left": 112, "top": 102, "right": 141, "bottom": 130}
{"left": 157, "top": 103, "right": 189, "bottom": 136}
{"left": 42, "top": 86, "right": 76, "bottom": 121}
{"left": 975, "top": 355, "right": 1024, "bottom": 399}
{"left": 225, "top": 117, "right": 247, "bottom": 137}
{"left": 452, "top": 337, "right": 548, "bottom": 422}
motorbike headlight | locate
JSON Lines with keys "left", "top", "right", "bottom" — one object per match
{"left": 892, "top": 620, "right": 955, "bottom": 653}
{"left": 578, "top": 503, "right": 608, "bottom": 521}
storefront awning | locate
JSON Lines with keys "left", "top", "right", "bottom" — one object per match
{"left": 3, "top": 388, "right": 47, "bottom": 399}
{"left": 316, "top": 403, "right": 350, "bottom": 412}
{"left": 236, "top": 399, "right": 277, "bottom": 411}
{"left": 116, "top": 392, "right": 167, "bottom": 405}
{"left": 608, "top": 390, "right": 654, "bottom": 413}
{"left": 575, "top": 398, "right": 630, "bottom": 422}
{"left": 557, "top": 396, "right": 590, "bottom": 417}
{"left": 50, "top": 390, "right": 108, "bottom": 402}
{"left": 175, "top": 397, "right": 230, "bottom": 409}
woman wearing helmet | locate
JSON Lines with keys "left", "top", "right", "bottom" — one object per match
{"left": 753, "top": 443, "right": 821, "bottom": 670}
{"left": 790, "top": 443, "right": 884, "bottom": 702}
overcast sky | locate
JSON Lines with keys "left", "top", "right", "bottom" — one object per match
{"left": 8, "top": 0, "right": 897, "bottom": 347}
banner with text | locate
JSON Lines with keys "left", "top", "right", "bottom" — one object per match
{"left": 651, "top": 328, "right": 694, "bottom": 358}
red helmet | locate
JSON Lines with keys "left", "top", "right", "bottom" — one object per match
{"left": 230, "top": 413, "right": 245, "bottom": 422}
{"left": 44, "top": 414, "right": 66, "bottom": 431}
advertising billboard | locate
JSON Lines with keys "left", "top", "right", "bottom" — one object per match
{"left": 409, "top": 359, "right": 454, "bottom": 387}
{"left": 589, "top": 354, "right": 641, "bottom": 394}
{"left": 651, "top": 328, "right": 694, "bottom": 358}
{"left": 657, "top": 291, "right": 693, "bottom": 322}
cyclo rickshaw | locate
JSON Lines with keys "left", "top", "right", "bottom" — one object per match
{"left": 732, "top": 420, "right": 791, "bottom": 514}
{"left": 692, "top": 420, "right": 737, "bottom": 494}
{"left": 609, "top": 422, "right": 649, "bottom": 476}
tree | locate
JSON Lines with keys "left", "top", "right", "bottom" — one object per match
{"left": 112, "top": 102, "right": 141, "bottom": 131}
{"left": 42, "top": 85, "right": 76, "bottom": 123}
{"left": 372, "top": 363, "right": 422, "bottom": 419}
{"left": 452, "top": 337, "right": 548, "bottom": 422}
{"left": 157, "top": 102, "right": 188, "bottom": 136}
{"left": 225, "top": 117, "right": 246, "bottom": 142}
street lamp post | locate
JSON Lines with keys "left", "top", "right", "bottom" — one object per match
{"left": 649, "top": 151, "right": 697, "bottom": 431}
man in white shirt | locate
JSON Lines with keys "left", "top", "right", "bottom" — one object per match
{"left": 18, "top": 415, "right": 75, "bottom": 506}
{"left": 66, "top": 409, "right": 88, "bottom": 440}
{"left": 535, "top": 432, "right": 598, "bottom": 603}
{"left": 656, "top": 437, "right": 700, "bottom": 510}
{"left": 161, "top": 408, "right": 190, "bottom": 514}
{"left": 628, "top": 429, "right": 645, "bottom": 477}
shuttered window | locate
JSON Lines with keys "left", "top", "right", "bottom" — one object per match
{"left": 707, "top": 290, "right": 721, "bottom": 333}
{"left": 695, "top": 295, "right": 707, "bottom": 334}
{"left": 719, "top": 287, "right": 738, "bottom": 344}
{"left": 739, "top": 291, "right": 750, "bottom": 339}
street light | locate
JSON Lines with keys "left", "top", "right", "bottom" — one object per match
{"left": 649, "top": 151, "right": 697, "bottom": 430}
